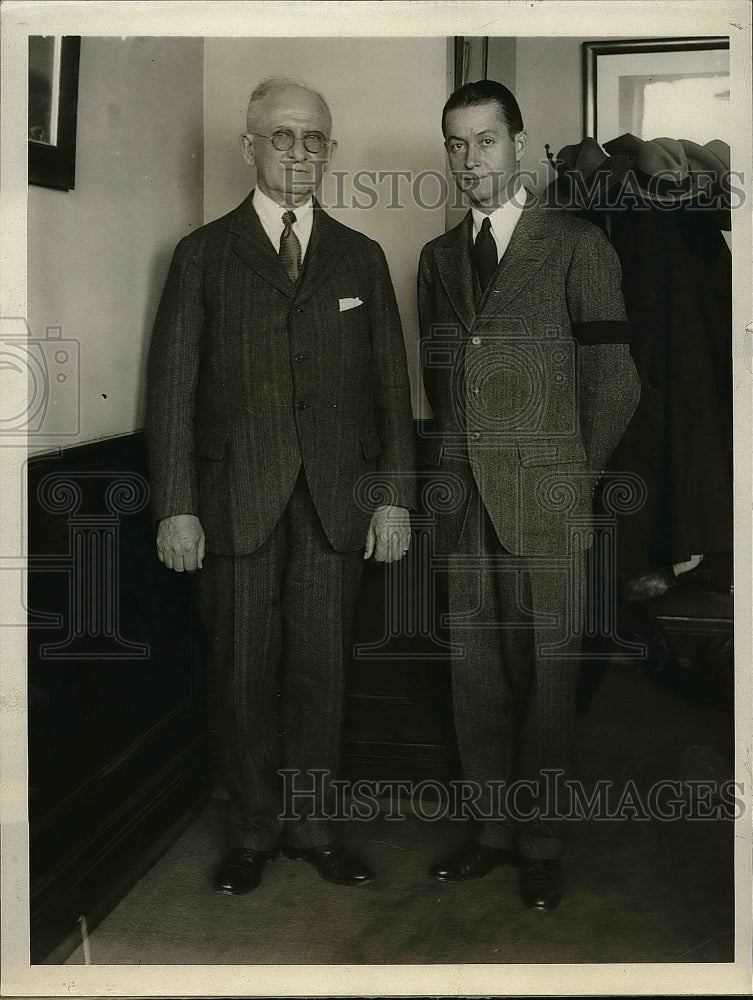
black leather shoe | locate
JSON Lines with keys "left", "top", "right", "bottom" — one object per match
{"left": 520, "top": 858, "right": 563, "bottom": 910}
{"left": 430, "top": 842, "right": 516, "bottom": 881}
{"left": 213, "top": 847, "right": 277, "bottom": 894}
{"left": 281, "top": 843, "right": 373, "bottom": 885}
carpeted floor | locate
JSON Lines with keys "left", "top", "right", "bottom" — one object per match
{"left": 64, "top": 662, "right": 735, "bottom": 965}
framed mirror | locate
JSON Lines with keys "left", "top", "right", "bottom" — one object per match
{"left": 583, "top": 37, "right": 730, "bottom": 146}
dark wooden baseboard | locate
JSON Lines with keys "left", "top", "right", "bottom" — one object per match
{"left": 28, "top": 433, "right": 212, "bottom": 963}
{"left": 36, "top": 776, "right": 210, "bottom": 964}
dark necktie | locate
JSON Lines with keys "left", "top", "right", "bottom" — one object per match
{"left": 279, "top": 210, "right": 302, "bottom": 282}
{"left": 473, "top": 216, "right": 498, "bottom": 292}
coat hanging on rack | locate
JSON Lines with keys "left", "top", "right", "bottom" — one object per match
{"left": 544, "top": 135, "right": 733, "bottom": 583}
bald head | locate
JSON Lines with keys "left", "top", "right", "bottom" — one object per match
{"left": 245, "top": 77, "right": 332, "bottom": 137}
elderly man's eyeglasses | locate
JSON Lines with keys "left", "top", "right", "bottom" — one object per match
{"left": 250, "top": 129, "right": 329, "bottom": 154}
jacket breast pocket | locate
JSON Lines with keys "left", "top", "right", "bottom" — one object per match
{"left": 517, "top": 438, "right": 586, "bottom": 466}
{"left": 338, "top": 296, "right": 368, "bottom": 330}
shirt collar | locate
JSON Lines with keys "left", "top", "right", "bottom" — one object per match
{"left": 252, "top": 186, "right": 314, "bottom": 230}
{"left": 471, "top": 185, "right": 528, "bottom": 236}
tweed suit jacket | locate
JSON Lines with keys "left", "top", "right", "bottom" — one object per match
{"left": 146, "top": 193, "right": 416, "bottom": 555}
{"left": 418, "top": 194, "right": 640, "bottom": 556}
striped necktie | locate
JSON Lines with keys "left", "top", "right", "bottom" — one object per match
{"left": 279, "top": 210, "right": 302, "bottom": 282}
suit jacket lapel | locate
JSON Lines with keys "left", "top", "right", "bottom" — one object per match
{"left": 479, "top": 196, "right": 561, "bottom": 316}
{"left": 224, "top": 192, "right": 296, "bottom": 299}
{"left": 293, "top": 204, "right": 343, "bottom": 308}
{"left": 434, "top": 213, "right": 476, "bottom": 333}
{"left": 224, "top": 194, "right": 344, "bottom": 305}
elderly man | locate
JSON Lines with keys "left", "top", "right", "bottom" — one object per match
{"left": 146, "top": 78, "right": 415, "bottom": 893}
{"left": 418, "top": 80, "right": 639, "bottom": 908}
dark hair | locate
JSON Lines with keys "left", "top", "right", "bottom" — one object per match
{"left": 442, "top": 80, "right": 524, "bottom": 138}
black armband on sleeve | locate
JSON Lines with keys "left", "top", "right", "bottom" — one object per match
{"left": 571, "top": 320, "right": 631, "bottom": 345}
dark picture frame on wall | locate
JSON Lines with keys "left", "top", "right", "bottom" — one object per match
{"left": 28, "top": 35, "right": 81, "bottom": 190}
{"left": 583, "top": 36, "right": 730, "bottom": 146}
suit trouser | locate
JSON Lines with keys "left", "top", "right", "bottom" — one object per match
{"left": 447, "top": 485, "right": 584, "bottom": 860}
{"left": 197, "top": 469, "right": 363, "bottom": 851}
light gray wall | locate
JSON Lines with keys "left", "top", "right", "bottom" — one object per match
{"left": 515, "top": 36, "right": 587, "bottom": 192}
{"left": 27, "top": 37, "right": 204, "bottom": 448}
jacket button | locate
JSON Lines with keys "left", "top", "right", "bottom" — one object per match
{"left": 297, "top": 401, "right": 309, "bottom": 410}
{"left": 471, "top": 336, "right": 481, "bottom": 346}
{"left": 469, "top": 431, "right": 480, "bottom": 441}
{"left": 294, "top": 353, "right": 307, "bottom": 363}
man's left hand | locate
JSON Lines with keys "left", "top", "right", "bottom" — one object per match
{"left": 364, "top": 505, "right": 411, "bottom": 562}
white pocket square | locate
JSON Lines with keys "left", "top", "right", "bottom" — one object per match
{"left": 339, "top": 297, "right": 363, "bottom": 312}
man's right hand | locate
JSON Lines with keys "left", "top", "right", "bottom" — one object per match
{"left": 156, "top": 514, "right": 205, "bottom": 572}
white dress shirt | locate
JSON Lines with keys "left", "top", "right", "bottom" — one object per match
{"left": 471, "top": 185, "right": 528, "bottom": 261}
{"left": 252, "top": 187, "right": 314, "bottom": 260}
